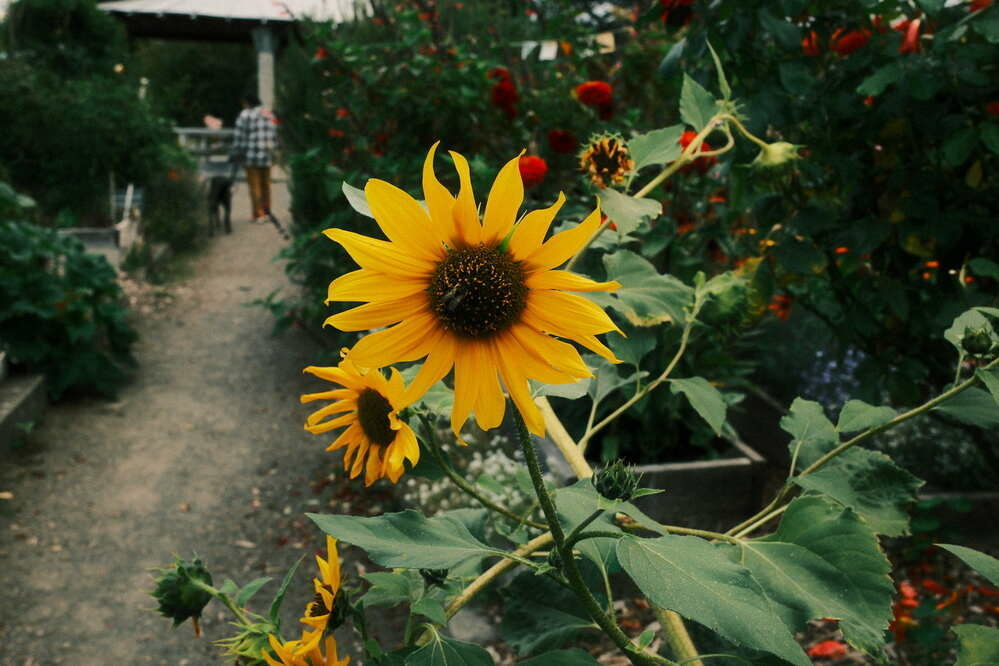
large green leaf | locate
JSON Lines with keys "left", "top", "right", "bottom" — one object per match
{"left": 679, "top": 74, "right": 717, "bottom": 132}
{"left": 934, "top": 387, "right": 999, "bottom": 428}
{"left": 500, "top": 570, "right": 600, "bottom": 656}
{"left": 669, "top": 377, "right": 726, "bottom": 436}
{"left": 938, "top": 544, "right": 999, "bottom": 586}
{"left": 954, "top": 624, "right": 999, "bottom": 666}
{"left": 780, "top": 398, "right": 838, "bottom": 471}
{"left": 793, "top": 446, "right": 923, "bottom": 537}
{"left": 599, "top": 188, "right": 662, "bottom": 236}
{"left": 971, "top": 5, "right": 999, "bottom": 43}
{"left": 856, "top": 62, "right": 903, "bottom": 96}
{"left": 617, "top": 535, "right": 809, "bottom": 666}
{"left": 629, "top": 125, "right": 684, "bottom": 171}
{"left": 733, "top": 496, "right": 892, "bottom": 657}
{"left": 405, "top": 633, "right": 493, "bottom": 666}
{"left": 360, "top": 571, "right": 416, "bottom": 608}
{"left": 608, "top": 327, "right": 657, "bottom": 369}
{"left": 595, "top": 250, "right": 693, "bottom": 327}
{"left": 944, "top": 309, "right": 994, "bottom": 354}
{"left": 555, "top": 481, "right": 623, "bottom": 571}
{"left": 517, "top": 650, "right": 600, "bottom": 666}
{"left": 308, "top": 510, "right": 499, "bottom": 569}
{"left": 836, "top": 399, "right": 897, "bottom": 434}
{"left": 976, "top": 369, "right": 999, "bottom": 404}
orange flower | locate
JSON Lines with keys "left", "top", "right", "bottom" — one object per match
{"left": 834, "top": 246, "right": 850, "bottom": 255}
{"left": 518, "top": 155, "right": 548, "bottom": 187}
{"left": 897, "top": 18, "right": 922, "bottom": 54}
{"left": 575, "top": 81, "right": 613, "bottom": 107}
{"left": 829, "top": 28, "right": 871, "bottom": 56}
{"left": 767, "top": 293, "right": 792, "bottom": 321}
{"left": 679, "top": 130, "right": 717, "bottom": 174}
{"left": 806, "top": 640, "right": 848, "bottom": 659}
{"left": 801, "top": 30, "right": 822, "bottom": 56}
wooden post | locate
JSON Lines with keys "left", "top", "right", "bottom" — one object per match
{"left": 251, "top": 25, "right": 275, "bottom": 109}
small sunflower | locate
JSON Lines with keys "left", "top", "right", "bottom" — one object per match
{"left": 579, "top": 134, "right": 634, "bottom": 189}
{"left": 301, "top": 359, "right": 419, "bottom": 485}
{"left": 265, "top": 630, "right": 349, "bottom": 666}
{"left": 323, "top": 143, "right": 621, "bottom": 442}
{"left": 299, "top": 536, "right": 343, "bottom": 635}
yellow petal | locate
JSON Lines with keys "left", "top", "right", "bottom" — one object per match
{"left": 305, "top": 412, "right": 355, "bottom": 434}
{"left": 494, "top": 336, "right": 546, "bottom": 436}
{"left": 300, "top": 388, "right": 353, "bottom": 404}
{"left": 499, "top": 330, "right": 579, "bottom": 385}
{"left": 524, "top": 206, "right": 601, "bottom": 271}
{"left": 508, "top": 192, "right": 565, "bottom": 260}
{"left": 402, "top": 334, "right": 457, "bottom": 404}
{"left": 305, "top": 399, "right": 355, "bottom": 426}
{"left": 423, "top": 142, "right": 457, "bottom": 243}
{"left": 326, "top": 422, "right": 361, "bottom": 452}
{"left": 364, "top": 444, "right": 383, "bottom": 486}
{"left": 481, "top": 152, "right": 524, "bottom": 245}
{"left": 323, "top": 296, "right": 427, "bottom": 332}
{"left": 508, "top": 324, "right": 592, "bottom": 378}
{"left": 527, "top": 290, "right": 621, "bottom": 335}
{"left": 303, "top": 365, "right": 363, "bottom": 390}
{"left": 365, "top": 178, "right": 446, "bottom": 260}
{"left": 472, "top": 346, "right": 506, "bottom": 431}
{"left": 347, "top": 312, "right": 444, "bottom": 368}
{"left": 325, "top": 535, "right": 341, "bottom": 590}
{"left": 448, "top": 151, "right": 481, "bottom": 247}
{"left": 327, "top": 269, "right": 426, "bottom": 304}
{"left": 526, "top": 270, "right": 620, "bottom": 292}
{"left": 324, "top": 228, "right": 437, "bottom": 278}
{"left": 450, "top": 343, "right": 480, "bottom": 441}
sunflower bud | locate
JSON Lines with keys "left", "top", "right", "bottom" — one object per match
{"left": 962, "top": 326, "right": 995, "bottom": 357}
{"left": 150, "top": 556, "right": 214, "bottom": 629}
{"left": 593, "top": 460, "right": 641, "bottom": 502}
{"left": 752, "top": 141, "right": 801, "bottom": 169}
{"left": 216, "top": 622, "right": 276, "bottom": 663}
{"left": 420, "top": 568, "right": 449, "bottom": 588}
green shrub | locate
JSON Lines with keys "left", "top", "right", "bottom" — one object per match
{"left": 142, "top": 160, "right": 206, "bottom": 253}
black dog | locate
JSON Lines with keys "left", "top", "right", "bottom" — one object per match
{"left": 207, "top": 175, "right": 233, "bottom": 235}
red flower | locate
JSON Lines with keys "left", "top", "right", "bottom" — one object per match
{"left": 518, "top": 155, "right": 548, "bottom": 187}
{"left": 490, "top": 79, "right": 519, "bottom": 119}
{"left": 679, "top": 129, "right": 717, "bottom": 174}
{"left": 897, "top": 18, "right": 922, "bottom": 54}
{"left": 802, "top": 30, "right": 822, "bottom": 56}
{"left": 336, "top": 108, "right": 350, "bottom": 119}
{"left": 986, "top": 101, "right": 999, "bottom": 117}
{"left": 547, "top": 129, "right": 577, "bottom": 154}
{"left": 660, "top": 0, "right": 694, "bottom": 27}
{"left": 487, "top": 67, "right": 512, "bottom": 81}
{"left": 327, "top": 128, "right": 345, "bottom": 138}
{"left": 768, "top": 294, "right": 792, "bottom": 321}
{"left": 863, "top": 95, "right": 875, "bottom": 107}
{"left": 575, "top": 81, "right": 613, "bottom": 107}
{"left": 806, "top": 640, "right": 848, "bottom": 659}
{"left": 921, "top": 578, "right": 949, "bottom": 596}
{"left": 314, "top": 46, "right": 328, "bottom": 60}
{"left": 166, "top": 169, "right": 180, "bottom": 182}
{"left": 834, "top": 246, "right": 850, "bottom": 255}
{"left": 829, "top": 28, "right": 871, "bottom": 56}
{"left": 970, "top": 0, "right": 992, "bottom": 11}
{"left": 899, "top": 581, "right": 919, "bottom": 600}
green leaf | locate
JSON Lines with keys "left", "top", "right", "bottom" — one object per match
{"left": 342, "top": 181, "right": 374, "bottom": 217}
{"left": 669, "top": 377, "right": 727, "bottom": 436}
{"left": 979, "top": 123, "right": 999, "bottom": 156}
{"left": 758, "top": 9, "right": 802, "bottom": 49}
{"left": 360, "top": 571, "right": 415, "bottom": 608}
{"left": 943, "top": 128, "right": 978, "bottom": 168}
{"left": 706, "top": 41, "right": 732, "bottom": 100}
{"left": 629, "top": 125, "right": 684, "bottom": 172}
{"left": 555, "top": 481, "right": 623, "bottom": 571}
{"left": 308, "top": 509, "right": 499, "bottom": 569}
{"left": 235, "top": 577, "right": 272, "bottom": 608}
{"left": 779, "top": 62, "right": 814, "bottom": 95}
{"left": 679, "top": 73, "right": 717, "bottom": 132}
{"left": 780, "top": 398, "right": 838, "bottom": 471}
{"left": 587, "top": 356, "right": 645, "bottom": 407}
{"left": 794, "top": 446, "right": 923, "bottom": 537}
{"left": 412, "top": 597, "right": 447, "bottom": 625}
{"left": 599, "top": 188, "right": 662, "bottom": 237}
{"left": 971, "top": 6, "right": 999, "bottom": 43}
{"left": 597, "top": 250, "right": 694, "bottom": 327}
{"left": 916, "top": 0, "right": 944, "bottom": 15}
{"left": 500, "top": 570, "right": 600, "bottom": 656}
{"left": 405, "top": 632, "right": 494, "bottom": 666}
{"left": 608, "top": 327, "right": 657, "bottom": 369}
{"left": 954, "top": 624, "right": 999, "bottom": 666}
{"left": 856, "top": 63, "right": 903, "bottom": 96}
{"left": 733, "top": 496, "right": 893, "bottom": 657}
{"left": 517, "top": 650, "right": 600, "bottom": 666}
{"left": 617, "top": 535, "right": 809, "bottom": 666}
{"left": 937, "top": 544, "right": 999, "bottom": 586}
{"left": 969, "top": 257, "right": 999, "bottom": 279}
{"left": 268, "top": 555, "right": 304, "bottom": 626}
{"left": 978, "top": 369, "right": 999, "bottom": 404}
{"left": 944, "top": 309, "right": 994, "bottom": 353}
{"left": 934, "top": 387, "right": 999, "bottom": 428}
{"left": 533, "top": 377, "right": 591, "bottom": 400}
{"left": 219, "top": 579, "right": 239, "bottom": 597}
{"left": 836, "top": 400, "right": 897, "bottom": 434}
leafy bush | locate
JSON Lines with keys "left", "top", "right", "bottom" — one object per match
{"left": 0, "top": 185, "right": 137, "bottom": 399}
{"left": 142, "top": 160, "right": 207, "bottom": 252}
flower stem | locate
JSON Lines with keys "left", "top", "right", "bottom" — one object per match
{"left": 513, "top": 410, "right": 676, "bottom": 666}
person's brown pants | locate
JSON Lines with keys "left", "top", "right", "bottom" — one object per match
{"left": 245, "top": 166, "right": 271, "bottom": 218}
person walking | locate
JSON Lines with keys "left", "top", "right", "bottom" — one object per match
{"left": 230, "top": 92, "right": 277, "bottom": 223}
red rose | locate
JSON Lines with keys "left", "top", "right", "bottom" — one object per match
{"left": 801, "top": 30, "right": 822, "bottom": 56}
{"left": 575, "top": 81, "right": 613, "bottom": 108}
{"left": 679, "top": 129, "right": 717, "bottom": 174}
{"left": 829, "top": 28, "right": 871, "bottom": 56}
{"left": 518, "top": 155, "right": 548, "bottom": 187}
{"left": 547, "top": 129, "right": 577, "bottom": 154}
{"left": 806, "top": 641, "right": 848, "bottom": 659}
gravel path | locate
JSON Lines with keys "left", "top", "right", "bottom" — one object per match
{"left": 0, "top": 181, "right": 370, "bottom": 665}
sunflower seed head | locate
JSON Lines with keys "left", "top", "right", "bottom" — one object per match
{"left": 593, "top": 460, "right": 641, "bottom": 502}
{"left": 150, "top": 556, "right": 214, "bottom": 628}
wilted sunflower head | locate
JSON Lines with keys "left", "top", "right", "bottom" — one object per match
{"left": 579, "top": 134, "right": 634, "bottom": 188}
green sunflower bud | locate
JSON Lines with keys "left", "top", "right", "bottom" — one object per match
{"left": 962, "top": 326, "right": 995, "bottom": 357}
{"left": 150, "top": 556, "right": 214, "bottom": 628}
{"left": 593, "top": 460, "right": 641, "bottom": 502}
{"left": 216, "top": 622, "right": 276, "bottom": 664}
{"left": 420, "top": 568, "right": 449, "bottom": 588}
{"left": 752, "top": 141, "right": 801, "bottom": 169}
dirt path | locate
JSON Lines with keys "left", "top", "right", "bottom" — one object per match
{"left": 0, "top": 181, "right": 371, "bottom": 665}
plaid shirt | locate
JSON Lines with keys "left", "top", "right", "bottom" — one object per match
{"left": 231, "top": 106, "right": 277, "bottom": 167}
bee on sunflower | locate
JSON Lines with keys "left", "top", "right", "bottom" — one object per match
{"left": 579, "top": 134, "right": 634, "bottom": 188}
{"left": 322, "top": 142, "right": 621, "bottom": 443}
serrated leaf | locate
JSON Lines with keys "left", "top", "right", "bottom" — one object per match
{"left": 599, "top": 188, "right": 662, "bottom": 237}
{"left": 977, "top": 369, "right": 999, "bottom": 404}
{"left": 500, "top": 570, "right": 601, "bottom": 656}
{"left": 412, "top": 597, "right": 447, "bottom": 625}
{"left": 587, "top": 355, "right": 644, "bottom": 406}
{"left": 781, "top": 398, "right": 838, "bottom": 472}
{"left": 836, "top": 400, "right": 897, "bottom": 433}
{"left": 733, "top": 496, "right": 892, "bottom": 657}
{"left": 856, "top": 63, "right": 903, "bottom": 97}
{"left": 308, "top": 509, "right": 499, "bottom": 569}
{"left": 236, "top": 576, "right": 272, "bottom": 608}
{"left": 342, "top": 182, "right": 373, "bottom": 217}
{"left": 944, "top": 309, "right": 994, "bottom": 352}
{"left": 680, "top": 74, "right": 717, "bottom": 132}
{"left": 555, "top": 481, "right": 623, "bottom": 571}
{"left": 597, "top": 250, "right": 694, "bottom": 327}
{"left": 706, "top": 41, "right": 731, "bottom": 100}
{"left": 405, "top": 632, "right": 493, "bottom": 666}
{"left": 794, "top": 447, "right": 923, "bottom": 537}
{"left": 629, "top": 125, "right": 684, "bottom": 172}
{"left": 934, "top": 387, "right": 999, "bottom": 428}
{"left": 954, "top": 624, "right": 999, "bottom": 666}
{"left": 938, "top": 544, "right": 999, "bottom": 586}
{"left": 517, "top": 649, "right": 600, "bottom": 666}
{"left": 669, "top": 377, "right": 726, "bottom": 436}
{"left": 608, "top": 327, "right": 657, "bottom": 369}
{"left": 360, "top": 571, "right": 415, "bottom": 608}
{"left": 268, "top": 555, "right": 304, "bottom": 627}
{"left": 617, "top": 535, "right": 809, "bottom": 666}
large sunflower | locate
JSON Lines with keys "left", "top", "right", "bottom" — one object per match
{"left": 301, "top": 359, "right": 419, "bottom": 485}
{"left": 324, "top": 143, "right": 621, "bottom": 441}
